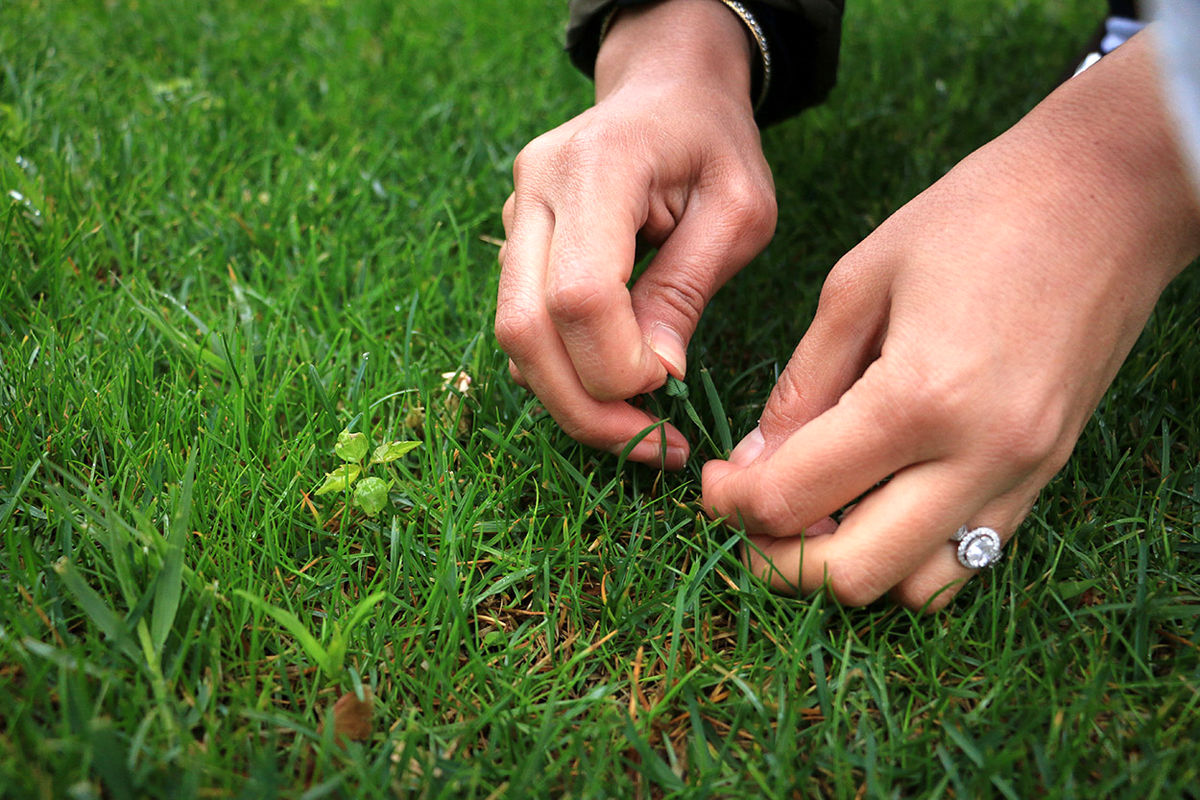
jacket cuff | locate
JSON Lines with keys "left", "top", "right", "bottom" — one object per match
{"left": 565, "top": 0, "right": 844, "bottom": 128}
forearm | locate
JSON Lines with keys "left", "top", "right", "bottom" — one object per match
{"left": 954, "top": 30, "right": 1200, "bottom": 291}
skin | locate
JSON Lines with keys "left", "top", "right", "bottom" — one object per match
{"left": 497, "top": 0, "right": 1200, "bottom": 610}
{"left": 496, "top": 0, "right": 771, "bottom": 469}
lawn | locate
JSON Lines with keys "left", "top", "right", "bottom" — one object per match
{"left": 2, "top": 0, "right": 1198, "bottom": 797}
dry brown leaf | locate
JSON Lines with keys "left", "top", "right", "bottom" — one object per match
{"left": 329, "top": 689, "right": 374, "bottom": 742}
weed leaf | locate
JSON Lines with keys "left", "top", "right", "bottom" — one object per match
{"left": 334, "top": 431, "right": 369, "bottom": 463}
{"left": 352, "top": 477, "right": 389, "bottom": 516}
{"left": 665, "top": 376, "right": 689, "bottom": 399}
{"left": 314, "top": 464, "right": 361, "bottom": 496}
{"left": 54, "top": 559, "right": 141, "bottom": 663}
{"left": 369, "top": 440, "right": 421, "bottom": 464}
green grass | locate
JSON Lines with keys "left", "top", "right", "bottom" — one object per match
{"left": 2, "top": 0, "right": 1198, "bottom": 797}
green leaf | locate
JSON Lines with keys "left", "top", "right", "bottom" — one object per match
{"left": 665, "top": 376, "right": 689, "bottom": 399}
{"left": 352, "top": 477, "right": 390, "bottom": 516}
{"left": 235, "top": 590, "right": 331, "bottom": 674}
{"left": 334, "top": 430, "right": 369, "bottom": 463}
{"left": 369, "top": 440, "right": 421, "bottom": 464}
{"left": 314, "top": 464, "right": 361, "bottom": 496}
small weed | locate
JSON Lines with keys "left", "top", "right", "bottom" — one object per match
{"left": 313, "top": 429, "right": 421, "bottom": 517}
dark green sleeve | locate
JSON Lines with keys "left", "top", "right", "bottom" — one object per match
{"left": 565, "top": 0, "right": 844, "bottom": 127}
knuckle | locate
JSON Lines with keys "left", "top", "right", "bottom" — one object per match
{"left": 985, "top": 401, "right": 1069, "bottom": 472}
{"left": 517, "top": 125, "right": 615, "bottom": 187}
{"left": 545, "top": 275, "right": 607, "bottom": 325}
{"left": 512, "top": 135, "right": 554, "bottom": 183}
{"left": 494, "top": 307, "right": 542, "bottom": 355}
{"left": 742, "top": 483, "right": 801, "bottom": 536}
{"left": 818, "top": 257, "right": 864, "bottom": 306}
{"left": 638, "top": 275, "right": 708, "bottom": 327}
{"left": 869, "top": 357, "right": 971, "bottom": 436}
{"left": 501, "top": 194, "right": 515, "bottom": 229}
{"left": 558, "top": 125, "right": 610, "bottom": 164}
{"left": 722, "top": 177, "right": 777, "bottom": 243}
{"left": 892, "top": 579, "right": 961, "bottom": 613}
{"left": 812, "top": 255, "right": 876, "bottom": 330}
{"left": 824, "top": 560, "right": 886, "bottom": 607}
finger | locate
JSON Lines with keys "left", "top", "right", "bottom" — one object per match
{"left": 702, "top": 378, "right": 941, "bottom": 537}
{"left": 545, "top": 186, "right": 667, "bottom": 401}
{"left": 888, "top": 486, "right": 1034, "bottom": 612}
{"left": 502, "top": 193, "right": 515, "bottom": 230}
{"left": 629, "top": 184, "right": 776, "bottom": 378}
{"left": 509, "top": 311, "right": 690, "bottom": 467}
{"left": 520, "top": 329, "right": 689, "bottom": 467}
{"left": 756, "top": 264, "right": 891, "bottom": 450}
{"left": 498, "top": 201, "right": 687, "bottom": 467}
{"left": 508, "top": 359, "right": 529, "bottom": 389}
{"left": 742, "top": 459, "right": 995, "bottom": 605}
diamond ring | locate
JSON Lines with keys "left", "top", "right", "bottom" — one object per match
{"left": 952, "top": 526, "right": 1002, "bottom": 569}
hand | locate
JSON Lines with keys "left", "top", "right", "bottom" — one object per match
{"left": 495, "top": 0, "right": 776, "bottom": 469}
{"left": 702, "top": 32, "right": 1200, "bottom": 610}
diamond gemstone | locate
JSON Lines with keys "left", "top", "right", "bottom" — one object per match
{"left": 959, "top": 530, "right": 1001, "bottom": 568}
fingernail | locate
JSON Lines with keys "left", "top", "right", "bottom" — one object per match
{"left": 666, "top": 445, "right": 688, "bottom": 465}
{"left": 728, "top": 427, "right": 765, "bottom": 466}
{"left": 649, "top": 324, "right": 687, "bottom": 378}
{"left": 805, "top": 516, "right": 838, "bottom": 537}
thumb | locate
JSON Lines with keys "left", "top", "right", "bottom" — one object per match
{"left": 630, "top": 189, "right": 776, "bottom": 378}
{"left": 731, "top": 256, "right": 891, "bottom": 461}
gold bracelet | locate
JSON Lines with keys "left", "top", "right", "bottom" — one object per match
{"left": 718, "top": 0, "right": 772, "bottom": 113}
{"left": 597, "top": 1, "right": 772, "bottom": 114}
{"left": 597, "top": 6, "right": 620, "bottom": 46}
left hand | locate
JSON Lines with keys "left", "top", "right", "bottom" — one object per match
{"left": 701, "top": 32, "right": 1200, "bottom": 610}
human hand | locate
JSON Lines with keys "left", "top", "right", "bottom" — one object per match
{"left": 495, "top": 0, "right": 776, "bottom": 469}
{"left": 702, "top": 33, "right": 1200, "bottom": 610}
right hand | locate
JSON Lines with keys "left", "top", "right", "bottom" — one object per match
{"left": 495, "top": 0, "right": 777, "bottom": 469}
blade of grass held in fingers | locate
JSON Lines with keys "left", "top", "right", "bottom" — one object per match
{"left": 699, "top": 367, "right": 732, "bottom": 455}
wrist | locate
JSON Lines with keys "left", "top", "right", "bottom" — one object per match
{"left": 594, "top": 0, "right": 755, "bottom": 108}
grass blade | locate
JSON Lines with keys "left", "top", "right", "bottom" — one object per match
{"left": 0, "top": 455, "right": 43, "bottom": 529}
{"left": 53, "top": 559, "right": 141, "bottom": 663}
{"left": 150, "top": 449, "right": 195, "bottom": 657}
{"left": 235, "top": 590, "right": 330, "bottom": 675}
{"left": 699, "top": 367, "right": 732, "bottom": 455}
